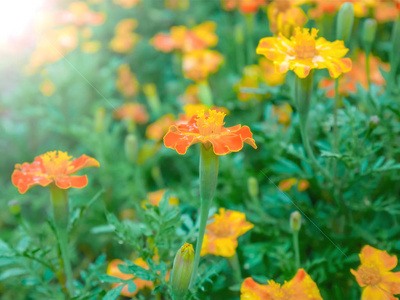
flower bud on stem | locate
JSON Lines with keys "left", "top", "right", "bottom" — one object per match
{"left": 290, "top": 211, "right": 302, "bottom": 270}
{"left": 172, "top": 243, "right": 195, "bottom": 299}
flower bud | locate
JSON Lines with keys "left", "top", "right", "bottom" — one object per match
{"left": 290, "top": 211, "right": 302, "bottom": 232}
{"left": 362, "top": 19, "right": 377, "bottom": 54}
{"left": 171, "top": 243, "right": 195, "bottom": 299}
{"left": 336, "top": 2, "right": 354, "bottom": 45}
{"left": 8, "top": 200, "right": 21, "bottom": 215}
{"left": 247, "top": 177, "right": 258, "bottom": 198}
{"left": 369, "top": 115, "right": 380, "bottom": 130}
{"left": 94, "top": 107, "right": 106, "bottom": 133}
{"left": 124, "top": 134, "right": 138, "bottom": 164}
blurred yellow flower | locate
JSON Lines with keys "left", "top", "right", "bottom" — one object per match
{"left": 256, "top": 27, "right": 352, "bottom": 78}
{"left": 40, "top": 78, "right": 55, "bottom": 97}
{"left": 110, "top": 19, "right": 140, "bottom": 53}
{"left": 259, "top": 58, "right": 286, "bottom": 86}
{"left": 182, "top": 49, "right": 223, "bottom": 82}
{"left": 146, "top": 114, "right": 176, "bottom": 142}
{"left": 56, "top": 2, "right": 105, "bottom": 27}
{"left": 351, "top": 245, "right": 400, "bottom": 300}
{"left": 81, "top": 28, "right": 101, "bottom": 53}
{"left": 116, "top": 64, "right": 139, "bottom": 99}
{"left": 279, "top": 178, "right": 309, "bottom": 192}
{"left": 114, "top": 0, "right": 141, "bottom": 8}
{"left": 142, "top": 189, "right": 179, "bottom": 207}
{"left": 201, "top": 208, "right": 253, "bottom": 257}
{"left": 272, "top": 102, "right": 293, "bottom": 126}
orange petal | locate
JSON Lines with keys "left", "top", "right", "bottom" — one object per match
{"left": 164, "top": 129, "right": 199, "bottom": 154}
{"left": 361, "top": 285, "right": 397, "bottom": 300}
{"left": 237, "top": 126, "right": 257, "bottom": 149}
{"left": 11, "top": 169, "right": 53, "bottom": 194}
{"left": 68, "top": 155, "right": 100, "bottom": 174}
{"left": 55, "top": 175, "right": 88, "bottom": 189}
{"left": 240, "top": 277, "right": 270, "bottom": 300}
{"left": 208, "top": 134, "right": 244, "bottom": 155}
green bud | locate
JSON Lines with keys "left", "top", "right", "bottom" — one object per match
{"left": 124, "top": 134, "right": 138, "bottom": 164}
{"left": 234, "top": 25, "right": 244, "bottom": 45}
{"left": 362, "top": 19, "right": 377, "bottom": 54}
{"left": 290, "top": 211, "right": 302, "bottom": 232}
{"left": 171, "top": 243, "right": 195, "bottom": 299}
{"left": 94, "top": 107, "right": 106, "bottom": 133}
{"left": 8, "top": 200, "right": 21, "bottom": 215}
{"left": 336, "top": 2, "right": 354, "bottom": 45}
{"left": 247, "top": 177, "right": 258, "bottom": 198}
{"left": 369, "top": 115, "right": 380, "bottom": 130}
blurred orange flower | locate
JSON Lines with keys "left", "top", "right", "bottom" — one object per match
{"left": 374, "top": 0, "right": 399, "bottom": 22}
{"left": 308, "top": 0, "right": 370, "bottom": 19}
{"left": 143, "top": 189, "right": 179, "bottom": 207}
{"left": 179, "top": 84, "right": 201, "bottom": 105}
{"left": 40, "top": 78, "right": 55, "bottom": 97}
{"left": 165, "top": 0, "right": 190, "bottom": 10}
{"left": 114, "top": 0, "right": 141, "bottom": 8}
{"left": 259, "top": 57, "right": 287, "bottom": 86}
{"left": 116, "top": 64, "right": 140, "bottom": 99}
{"left": 12, "top": 151, "right": 100, "bottom": 194}
{"left": 56, "top": 2, "right": 105, "bottom": 27}
{"left": 320, "top": 52, "right": 390, "bottom": 98}
{"left": 241, "top": 269, "right": 323, "bottom": 299}
{"left": 151, "top": 21, "right": 218, "bottom": 53}
{"left": 272, "top": 102, "right": 293, "bottom": 126}
{"left": 279, "top": 178, "right": 309, "bottom": 192}
{"left": 256, "top": 27, "right": 352, "bottom": 78}
{"left": 221, "top": 0, "right": 267, "bottom": 14}
{"left": 106, "top": 258, "right": 153, "bottom": 297}
{"left": 110, "top": 19, "right": 140, "bottom": 53}
{"left": 113, "top": 103, "right": 149, "bottom": 124}
{"left": 164, "top": 109, "right": 257, "bottom": 155}
{"left": 351, "top": 245, "right": 400, "bottom": 300}
{"left": 182, "top": 49, "right": 223, "bottom": 82}
{"left": 81, "top": 28, "right": 101, "bottom": 53}
{"left": 267, "top": 0, "right": 308, "bottom": 37}
{"left": 146, "top": 114, "right": 176, "bottom": 141}
{"left": 201, "top": 208, "right": 254, "bottom": 257}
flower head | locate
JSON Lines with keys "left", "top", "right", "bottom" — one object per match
{"left": 12, "top": 151, "right": 99, "bottom": 194}
{"left": 164, "top": 109, "right": 257, "bottom": 155}
{"left": 351, "top": 245, "right": 400, "bottom": 300}
{"left": 182, "top": 49, "right": 223, "bottom": 82}
{"left": 116, "top": 64, "right": 139, "bottom": 99}
{"left": 56, "top": 2, "right": 105, "bottom": 27}
{"left": 143, "top": 189, "right": 179, "bottom": 207}
{"left": 308, "top": 0, "right": 370, "bottom": 20}
{"left": 110, "top": 19, "right": 140, "bottom": 53}
{"left": 201, "top": 208, "right": 254, "bottom": 257}
{"left": 241, "top": 269, "right": 323, "bottom": 300}
{"left": 221, "top": 0, "right": 267, "bottom": 14}
{"left": 256, "top": 27, "right": 352, "bottom": 78}
{"left": 113, "top": 103, "right": 149, "bottom": 124}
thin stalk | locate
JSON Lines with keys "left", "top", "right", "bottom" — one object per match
{"left": 190, "top": 145, "right": 219, "bottom": 288}
{"left": 292, "top": 231, "right": 300, "bottom": 270}
{"left": 198, "top": 80, "right": 213, "bottom": 107}
{"left": 333, "top": 77, "right": 340, "bottom": 181}
{"left": 245, "top": 14, "right": 254, "bottom": 64}
{"left": 227, "top": 253, "right": 242, "bottom": 284}
{"left": 365, "top": 52, "right": 371, "bottom": 90}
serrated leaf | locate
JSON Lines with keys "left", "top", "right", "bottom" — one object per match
{"left": 102, "top": 285, "right": 124, "bottom": 300}
{"left": 98, "top": 274, "right": 124, "bottom": 283}
{"left": 0, "top": 268, "right": 27, "bottom": 280}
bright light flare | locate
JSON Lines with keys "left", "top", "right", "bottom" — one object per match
{"left": 0, "top": 0, "right": 45, "bottom": 43}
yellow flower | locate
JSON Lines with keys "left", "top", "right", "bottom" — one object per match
{"left": 201, "top": 208, "right": 253, "bottom": 257}
{"left": 259, "top": 58, "right": 286, "bottom": 86}
{"left": 256, "top": 27, "right": 352, "bottom": 78}
{"left": 272, "top": 102, "right": 293, "bottom": 126}
{"left": 241, "top": 269, "right": 323, "bottom": 300}
{"left": 351, "top": 245, "right": 400, "bottom": 300}
{"left": 235, "top": 65, "right": 263, "bottom": 102}
{"left": 40, "top": 78, "right": 55, "bottom": 97}
{"left": 182, "top": 49, "right": 224, "bottom": 82}
{"left": 142, "top": 189, "right": 179, "bottom": 208}
{"left": 110, "top": 19, "right": 140, "bottom": 53}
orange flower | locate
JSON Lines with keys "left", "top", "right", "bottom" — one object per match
{"left": 116, "top": 64, "right": 139, "bottom": 98}
{"left": 113, "top": 103, "right": 149, "bottom": 124}
{"left": 107, "top": 258, "right": 153, "bottom": 297}
{"left": 241, "top": 269, "right": 323, "bottom": 300}
{"left": 164, "top": 109, "right": 257, "bottom": 155}
{"left": 146, "top": 114, "right": 176, "bottom": 142}
{"left": 55, "top": 2, "right": 105, "bottom": 27}
{"left": 267, "top": 0, "right": 308, "bottom": 37}
{"left": 182, "top": 49, "right": 224, "bottom": 82}
{"left": 151, "top": 22, "right": 218, "bottom": 53}
{"left": 278, "top": 178, "right": 298, "bottom": 191}
{"left": 272, "top": 102, "right": 293, "bottom": 126}
{"left": 308, "top": 0, "right": 370, "bottom": 19}
{"left": 259, "top": 58, "right": 286, "bottom": 86}
{"left": 179, "top": 84, "right": 200, "bottom": 105}
{"left": 12, "top": 151, "right": 100, "bottom": 194}
{"left": 351, "top": 245, "right": 400, "bottom": 300}
{"left": 221, "top": 0, "right": 267, "bottom": 14}
{"left": 114, "top": 0, "right": 141, "bottom": 8}
{"left": 40, "top": 78, "right": 55, "bottom": 97}
{"left": 297, "top": 179, "right": 310, "bottom": 192}
{"left": 372, "top": 0, "right": 400, "bottom": 22}
{"left": 143, "top": 189, "right": 179, "bottom": 207}
{"left": 201, "top": 208, "right": 254, "bottom": 257}
{"left": 256, "top": 27, "right": 352, "bottom": 78}
{"left": 110, "top": 19, "right": 140, "bottom": 53}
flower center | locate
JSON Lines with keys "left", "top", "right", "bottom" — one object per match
{"left": 359, "top": 264, "right": 382, "bottom": 286}
{"left": 196, "top": 109, "right": 226, "bottom": 137}
{"left": 268, "top": 281, "right": 293, "bottom": 300}
{"left": 292, "top": 28, "right": 319, "bottom": 59}
{"left": 40, "top": 151, "right": 72, "bottom": 177}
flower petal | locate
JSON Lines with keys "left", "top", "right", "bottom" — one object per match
{"left": 11, "top": 169, "right": 52, "bottom": 194}
{"left": 68, "top": 155, "right": 100, "bottom": 175}
{"left": 240, "top": 278, "right": 270, "bottom": 300}
{"left": 55, "top": 175, "right": 88, "bottom": 189}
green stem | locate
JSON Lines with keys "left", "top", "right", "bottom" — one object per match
{"left": 227, "top": 253, "right": 242, "bottom": 284}
{"left": 295, "top": 75, "right": 331, "bottom": 180}
{"left": 292, "top": 231, "right": 300, "bottom": 270}
{"left": 198, "top": 80, "right": 213, "bottom": 107}
{"left": 333, "top": 77, "right": 340, "bottom": 181}
{"left": 190, "top": 145, "right": 219, "bottom": 288}
{"left": 365, "top": 52, "right": 371, "bottom": 90}
{"left": 50, "top": 184, "right": 74, "bottom": 296}
{"left": 245, "top": 14, "right": 255, "bottom": 65}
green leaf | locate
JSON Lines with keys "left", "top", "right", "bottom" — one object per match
{"left": 102, "top": 285, "right": 124, "bottom": 300}
{"left": 126, "top": 280, "right": 137, "bottom": 293}
{"left": 98, "top": 274, "right": 125, "bottom": 283}
{"left": 0, "top": 268, "right": 27, "bottom": 280}
{"left": 122, "top": 261, "right": 155, "bottom": 281}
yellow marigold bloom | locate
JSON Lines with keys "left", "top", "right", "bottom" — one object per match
{"left": 110, "top": 19, "right": 140, "bottom": 53}
{"left": 142, "top": 189, "right": 179, "bottom": 208}
{"left": 182, "top": 49, "right": 224, "bottom": 82}
{"left": 116, "top": 64, "right": 139, "bottom": 98}
{"left": 241, "top": 269, "right": 323, "bottom": 300}
{"left": 179, "top": 84, "right": 200, "bottom": 105}
{"left": 40, "top": 78, "right": 55, "bottom": 97}
{"left": 201, "top": 208, "right": 253, "bottom": 257}
{"left": 267, "top": 0, "right": 308, "bottom": 37}
{"left": 114, "top": 0, "right": 141, "bottom": 8}
{"left": 256, "top": 27, "right": 352, "bottom": 78}
{"left": 272, "top": 102, "right": 293, "bottom": 126}
{"left": 351, "top": 245, "right": 400, "bottom": 300}
{"left": 259, "top": 58, "right": 286, "bottom": 86}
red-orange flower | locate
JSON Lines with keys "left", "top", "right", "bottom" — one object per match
{"left": 146, "top": 114, "right": 176, "bottom": 142}
{"left": 182, "top": 49, "right": 224, "bottom": 82}
{"left": 351, "top": 245, "right": 400, "bottom": 300}
{"left": 221, "top": 0, "right": 267, "bottom": 14}
{"left": 163, "top": 109, "right": 257, "bottom": 155}
{"left": 12, "top": 151, "right": 100, "bottom": 194}
{"left": 113, "top": 103, "right": 149, "bottom": 124}
{"left": 241, "top": 269, "right": 323, "bottom": 300}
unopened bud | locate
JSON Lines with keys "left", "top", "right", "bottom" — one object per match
{"left": 290, "top": 211, "right": 302, "bottom": 232}
{"left": 143, "top": 83, "right": 161, "bottom": 116}
{"left": 369, "top": 115, "right": 380, "bottom": 130}
{"left": 125, "top": 134, "right": 138, "bottom": 164}
{"left": 8, "top": 200, "right": 21, "bottom": 215}
{"left": 362, "top": 19, "right": 377, "bottom": 54}
{"left": 94, "top": 107, "right": 106, "bottom": 133}
{"left": 247, "top": 177, "right": 258, "bottom": 198}
{"left": 171, "top": 243, "right": 195, "bottom": 299}
{"left": 336, "top": 2, "right": 354, "bottom": 45}
{"left": 234, "top": 25, "right": 244, "bottom": 45}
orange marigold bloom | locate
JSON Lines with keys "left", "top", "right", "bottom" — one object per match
{"left": 114, "top": 0, "right": 141, "bottom": 8}
{"left": 110, "top": 19, "right": 140, "bottom": 53}
{"left": 278, "top": 178, "right": 298, "bottom": 191}
{"left": 272, "top": 102, "right": 293, "bottom": 126}
{"left": 182, "top": 49, "right": 224, "bottom": 82}
{"left": 256, "top": 27, "right": 352, "bottom": 78}
{"left": 12, "top": 151, "right": 100, "bottom": 194}
{"left": 40, "top": 78, "right": 55, "bottom": 97}
{"left": 241, "top": 269, "right": 323, "bottom": 300}
{"left": 267, "top": 0, "right": 308, "bottom": 37}
{"left": 56, "top": 2, "right": 105, "bottom": 27}
{"left": 201, "top": 208, "right": 254, "bottom": 257}
{"left": 164, "top": 109, "right": 257, "bottom": 155}
{"left": 113, "top": 103, "right": 149, "bottom": 124}
{"left": 116, "top": 64, "right": 139, "bottom": 98}
{"left": 146, "top": 114, "right": 176, "bottom": 142}
{"left": 221, "top": 0, "right": 267, "bottom": 14}
{"left": 308, "top": 0, "right": 370, "bottom": 19}
{"left": 351, "top": 245, "right": 400, "bottom": 300}
{"left": 107, "top": 258, "right": 153, "bottom": 297}
{"left": 143, "top": 189, "right": 179, "bottom": 207}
